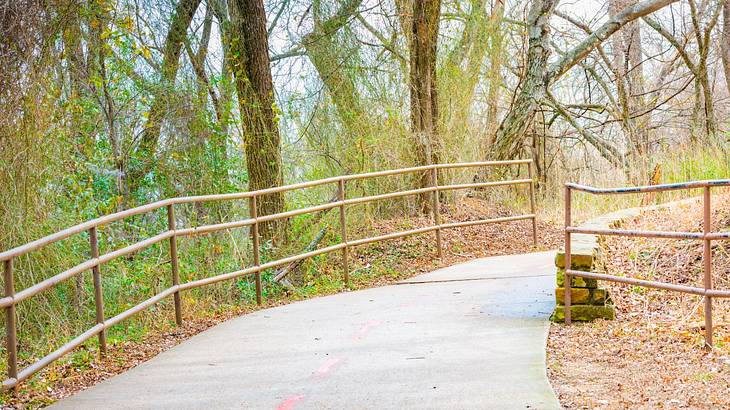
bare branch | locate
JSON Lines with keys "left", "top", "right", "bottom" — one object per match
{"left": 547, "top": 0, "right": 680, "bottom": 80}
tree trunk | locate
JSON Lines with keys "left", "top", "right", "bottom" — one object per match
{"left": 688, "top": 0, "right": 719, "bottom": 141}
{"left": 303, "top": 0, "right": 367, "bottom": 173}
{"left": 720, "top": 0, "right": 730, "bottom": 94}
{"left": 133, "top": 0, "right": 202, "bottom": 189}
{"left": 440, "top": 0, "right": 489, "bottom": 164}
{"left": 410, "top": 0, "right": 441, "bottom": 212}
{"left": 483, "top": 0, "right": 505, "bottom": 153}
{"left": 228, "top": 0, "right": 285, "bottom": 242}
{"left": 62, "top": 2, "right": 86, "bottom": 318}
{"left": 609, "top": 0, "right": 649, "bottom": 158}
{"left": 491, "top": 0, "right": 556, "bottom": 161}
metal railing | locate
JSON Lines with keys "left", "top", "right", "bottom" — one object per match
{"left": 563, "top": 180, "right": 730, "bottom": 347}
{"left": 0, "top": 160, "right": 537, "bottom": 390}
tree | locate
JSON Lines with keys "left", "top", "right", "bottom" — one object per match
{"left": 720, "top": 0, "right": 730, "bottom": 94}
{"left": 609, "top": 0, "right": 649, "bottom": 156}
{"left": 492, "top": 0, "right": 680, "bottom": 163}
{"left": 228, "top": 0, "right": 285, "bottom": 241}
{"left": 410, "top": 0, "right": 442, "bottom": 211}
{"left": 483, "top": 0, "right": 506, "bottom": 152}
{"left": 643, "top": 0, "right": 723, "bottom": 142}
{"left": 440, "top": 0, "right": 491, "bottom": 161}
{"left": 301, "top": 0, "right": 368, "bottom": 173}
{"left": 134, "top": 0, "right": 202, "bottom": 191}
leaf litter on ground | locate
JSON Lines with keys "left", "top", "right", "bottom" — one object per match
{"left": 548, "top": 194, "right": 730, "bottom": 409}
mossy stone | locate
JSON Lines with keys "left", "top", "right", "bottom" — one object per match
{"left": 556, "top": 269, "right": 598, "bottom": 289}
{"left": 555, "top": 250, "right": 595, "bottom": 270}
{"left": 555, "top": 287, "right": 607, "bottom": 305}
{"left": 550, "top": 304, "right": 615, "bottom": 322}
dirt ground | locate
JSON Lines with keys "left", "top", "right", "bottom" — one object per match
{"left": 548, "top": 195, "right": 730, "bottom": 409}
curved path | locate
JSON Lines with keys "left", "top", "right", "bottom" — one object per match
{"left": 52, "top": 251, "right": 560, "bottom": 409}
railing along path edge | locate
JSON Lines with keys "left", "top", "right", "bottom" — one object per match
{"left": 0, "top": 159, "right": 537, "bottom": 391}
{"left": 563, "top": 179, "right": 730, "bottom": 348}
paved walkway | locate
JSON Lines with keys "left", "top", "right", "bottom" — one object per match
{"left": 52, "top": 251, "right": 560, "bottom": 409}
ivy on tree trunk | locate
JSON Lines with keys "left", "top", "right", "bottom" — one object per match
{"left": 228, "top": 0, "right": 285, "bottom": 242}
{"left": 410, "top": 0, "right": 441, "bottom": 212}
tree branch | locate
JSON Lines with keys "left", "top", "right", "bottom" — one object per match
{"left": 547, "top": 0, "right": 680, "bottom": 80}
{"left": 356, "top": 13, "right": 407, "bottom": 63}
{"left": 642, "top": 15, "right": 697, "bottom": 73}
{"left": 544, "top": 91, "right": 629, "bottom": 169}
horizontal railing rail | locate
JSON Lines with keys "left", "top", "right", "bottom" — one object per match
{"left": 1, "top": 159, "right": 537, "bottom": 391}
{"left": 563, "top": 179, "right": 730, "bottom": 348}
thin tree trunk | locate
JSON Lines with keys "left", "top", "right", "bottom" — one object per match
{"left": 63, "top": 2, "right": 86, "bottom": 317}
{"left": 410, "top": 0, "right": 441, "bottom": 212}
{"left": 303, "top": 0, "right": 367, "bottom": 172}
{"left": 609, "top": 0, "right": 649, "bottom": 158}
{"left": 644, "top": 0, "right": 721, "bottom": 142}
{"left": 474, "top": 0, "right": 506, "bottom": 183}
{"left": 720, "top": 0, "right": 730, "bottom": 94}
{"left": 688, "top": 0, "right": 719, "bottom": 140}
{"left": 484, "top": 0, "right": 505, "bottom": 153}
{"left": 440, "top": 0, "right": 489, "bottom": 164}
{"left": 491, "top": 0, "right": 555, "bottom": 160}
{"left": 133, "top": 0, "right": 202, "bottom": 190}
{"left": 228, "top": 0, "right": 285, "bottom": 241}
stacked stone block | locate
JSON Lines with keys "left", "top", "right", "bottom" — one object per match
{"left": 550, "top": 228, "right": 616, "bottom": 323}
{"left": 549, "top": 199, "right": 705, "bottom": 322}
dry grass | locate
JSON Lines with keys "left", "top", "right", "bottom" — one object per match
{"left": 3, "top": 197, "right": 561, "bottom": 409}
{"left": 548, "top": 193, "right": 730, "bottom": 409}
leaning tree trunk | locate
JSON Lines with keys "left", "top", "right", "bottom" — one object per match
{"left": 228, "top": 0, "right": 285, "bottom": 242}
{"left": 303, "top": 0, "right": 368, "bottom": 173}
{"left": 132, "top": 0, "right": 201, "bottom": 193}
{"left": 491, "top": 0, "right": 556, "bottom": 161}
{"left": 410, "top": 0, "right": 441, "bottom": 213}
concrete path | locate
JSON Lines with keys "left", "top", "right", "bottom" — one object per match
{"left": 52, "top": 251, "right": 560, "bottom": 410}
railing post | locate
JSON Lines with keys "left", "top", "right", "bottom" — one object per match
{"left": 4, "top": 259, "right": 18, "bottom": 391}
{"left": 703, "top": 186, "right": 713, "bottom": 348}
{"left": 250, "top": 195, "right": 262, "bottom": 305}
{"left": 167, "top": 205, "right": 183, "bottom": 325}
{"left": 431, "top": 167, "right": 443, "bottom": 258}
{"left": 338, "top": 179, "right": 350, "bottom": 289}
{"left": 564, "top": 185, "right": 572, "bottom": 325}
{"left": 528, "top": 161, "right": 538, "bottom": 248}
{"left": 89, "top": 227, "right": 107, "bottom": 356}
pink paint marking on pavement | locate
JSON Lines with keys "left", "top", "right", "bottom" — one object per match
{"left": 276, "top": 394, "right": 305, "bottom": 410}
{"left": 398, "top": 299, "right": 416, "bottom": 308}
{"left": 351, "top": 319, "right": 382, "bottom": 341}
{"left": 312, "top": 357, "right": 345, "bottom": 380}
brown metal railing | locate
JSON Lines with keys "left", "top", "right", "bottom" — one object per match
{"left": 0, "top": 160, "right": 537, "bottom": 390}
{"left": 563, "top": 179, "right": 730, "bottom": 347}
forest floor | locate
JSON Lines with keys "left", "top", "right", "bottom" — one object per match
{"left": 547, "top": 194, "right": 730, "bottom": 409}
{"left": 3, "top": 197, "right": 561, "bottom": 409}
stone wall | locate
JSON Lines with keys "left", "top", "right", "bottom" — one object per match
{"left": 549, "top": 209, "right": 642, "bottom": 322}
{"left": 550, "top": 198, "right": 700, "bottom": 322}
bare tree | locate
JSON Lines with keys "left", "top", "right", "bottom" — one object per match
{"left": 492, "top": 0, "right": 680, "bottom": 163}
{"left": 609, "top": 0, "right": 650, "bottom": 156}
{"left": 723, "top": 1, "right": 730, "bottom": 96}
{"left": 643, "top": 0, "right": 723, "bottom": 141}
{"left": 133, "top": 0, "right": 202, "bottom": 192}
